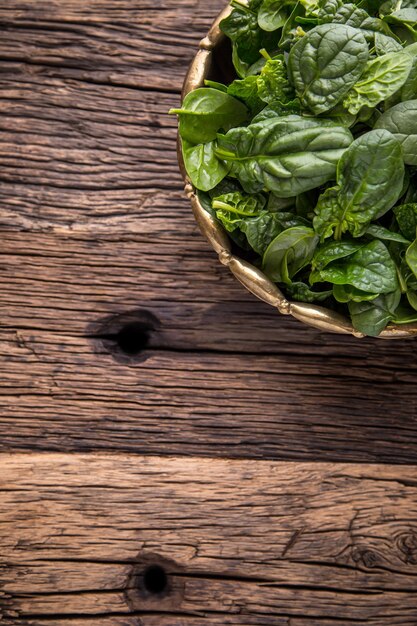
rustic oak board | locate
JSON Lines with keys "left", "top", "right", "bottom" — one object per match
{"left": 1, "top": 324, "right": 417, "bottom": 462}
{"left": 1, "top": 454, "right": 417, "bottom": 624}
{"left": 1, "top": 0, "right": 417, "bottom": 622}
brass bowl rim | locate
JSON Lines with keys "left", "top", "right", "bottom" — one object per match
{"left": 177, "top": 5, "right": 417, "bottom": 339}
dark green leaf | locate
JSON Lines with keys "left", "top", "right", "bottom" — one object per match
{"left": 313, "top": 129, "right": 404, "bottom": 239}
{"left": 310, "top": 239, "right": 399, "bottom": 293}
{"left": 288, "top": 23, "right": 369, "bottom": 114}
{"left": 349, "top": 290, "right": 401, "bottom": 336}
{"left": 312, "top": 240, "right": 364, "bottom": 271}
{"left": 394, "top": 203, "right": 417, "bottom": 240}
{"left": 215, "top": 116, "right": 353, "bottom": 196}
{"left": 375, "top": 99, "right": 417, "bottom": 166}
{"left": 251, "top": 99, "right": 301, "bottom": 122}
{"left": 286, "top": 281, "right": 333, "bottom": 302}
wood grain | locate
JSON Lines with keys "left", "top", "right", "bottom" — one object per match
{"left": 1, "top": 324, "right": 417, "bottom": 462}
{"left": 1, "top": 453, "right": 417, "bottom": 624}
{"left": 0, "top": 1, "right": 226, "bottom": 92}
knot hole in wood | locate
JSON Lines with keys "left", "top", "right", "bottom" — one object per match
{"left": 124, "top": 553, "right": 184, "bottom": 612}
{"left": 89, "top": 309, "right": 161, "bottom": 364}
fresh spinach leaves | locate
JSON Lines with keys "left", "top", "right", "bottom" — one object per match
{"left": 170, "top": 0, "right": 417, "bottom": 336}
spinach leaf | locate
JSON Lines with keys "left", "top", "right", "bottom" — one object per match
{"left": 182, "top": 140, "right": 230, "bottom": 192}
{"left": 375, "top": 32, "right": 403, "bottom": 55}
{"left": 227, "top": 76, "right": 265, "bottom": 115}
{"left": 343, "top": 52, "right": 412, "bottom": 115}
{"left": 310, "top": 239, "right": 399, "bottom": 293}
{"left": 258, "top": 0, "right": 290, "bottom": 31}
{"left": 170, "top": 88, "right": 248, "bottom": 145}
{"left": 286, "top": 281, "right": 333, "bottom": 302}
{"left": 366, "top": 223, "right": 410, "bottom": 243}
{"left": 251, "top": 99, "right": 302, "bottom": 122}
{"left": 405, "top": 236, "right": 417, "bottom": 279}
{"left": 313, "top": 129, "right": 404, "bottom": 239}
{"left": 257, "top": 57, "right": 294, "bottom": 104}
{"left": 394, "top": 203, "right": 417, "bottom": 240}
{"left": 220, "top": 4, "right": 276, "bottom": 65}
{"left": 212, "top": 191, "right": 307, "bottom": 255}
{"left": 312, "top": 240, "right": 364, "bottom": 270}
{"left": 333, "top": 284, "right": 379, "bottom": 303}
{"left": 215, "top": 116, "right": 353, "bottom": 196}
{"left": 349, "top": 290, "right": 401, "bottom": 336}
{"left": 288, "top": 23, "right": 369, "bottom": 114}
{"left": 375, "top": 99, "right": 417, "bottom": 165}
{"left": 242, "top": 212, "right": 308, "bottom": 254}
{"left": 263, "top": 226, "right": 319, "bottom": 282}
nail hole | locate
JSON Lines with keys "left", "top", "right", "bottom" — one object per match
{"left": 143, "top": 565, "right": 168, "bottom": 595}
{"left": 117, "top": 322, "right": 151, "bottom": 356}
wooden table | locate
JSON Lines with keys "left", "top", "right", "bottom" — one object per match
{"left": 0, "top": 2, "right": 416, "bottom": 624}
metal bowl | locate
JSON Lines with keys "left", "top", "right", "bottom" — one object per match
{"left": 177, "top": 5, "right": 417, "bottom": 339}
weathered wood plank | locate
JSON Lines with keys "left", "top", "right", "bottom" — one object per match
{"left": 1, "top": 325, "right": 417, "bottom": 461}
{"left": 0, "top": 454, "right": 416, "bottom": 624}
{"left": 0, "top": 0, "right": 226, "bottom": 92}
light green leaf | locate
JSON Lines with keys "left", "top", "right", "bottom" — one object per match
{"left": 170, "top": 88, "right": 248, "bottom": 145}
{"left": 182, "top": 140, "right": 230, "bottom": 192}
{"left": 343, "top": 52, "right": 412, "bottom": 115}
{"left": 258, "top": 0, "right": 288, "bottom": 31}
{"left": 263, "top": 226, "right": 319, "bottom": 283}
{"left": 406, "top": 237, "right": 417, "bottom": 279}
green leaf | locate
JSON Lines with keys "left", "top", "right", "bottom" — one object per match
{"left": 407, "top": 289, "right": 417, "bottom": 311}
{"left": 263, "top": 226, "right": 319, "bottom": 283}
{"left": 215, "top": 116, "right": 353, "bottom": 196}
{"left": 310, "top": 239, "right": 399, "bottom": 293}
{"left": 170, "top": 88, "right": 248, "bottom": 145}
{"left": 251, "top": 99, "right": 301, "bottom": 122}
{"left": 227, "top": 76, "right": 265, "bottom": 115}
{"left": 182, "top": 140, "right": 230, "bottom": 192}
{"left": 312, "top": 240, "right": 364, "bottom": 271}
{"left": 349, "top": 290, "right": 401, "bottom": 336}
{"left": 343, "top": 52, "right": 412, "bottom": 115}
{"left": 220, "top": 5, "right": 276, "bottom": 65}
{"left": 375, "top": 99, "right": 417, "bottom": 165}
{"left": 333, "top": 284, "right": 379, "bottom": 303}
{"left": 366, "top": 223, "right": 410, "bottom": 243}
{"left": 286, "top": 281, "right": 333, "bottom": 302}
{"left": 288, "top": 23, "right": 369, "bottom": 114}
{"left": 313, "top": 129, "right": 404, "bottom": 239}
{"left": 241, "top": 212, "right": 307, "bottom": 254}
{"left": 212, "top": 191, "right": 307, "bottom": 255}
{"left": 393, "top": 203, "right": 417, "bottom": 240}
{"left": 212, "top": 191, "right": 267, "bottom": 218}
{"left": 204, "top": 80, "right": 228, "bottom": 92}
{"left": 257, "top": 57, "right": 294, "bottom": 104}
{"left": 405, "top": 236, "right": 417, "bottom": 279}
{"left": 258, "top": 0, "right": 289, "bottom": 31}
{"left": 375, "top": 32, "right": 403, "bottom": 55}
